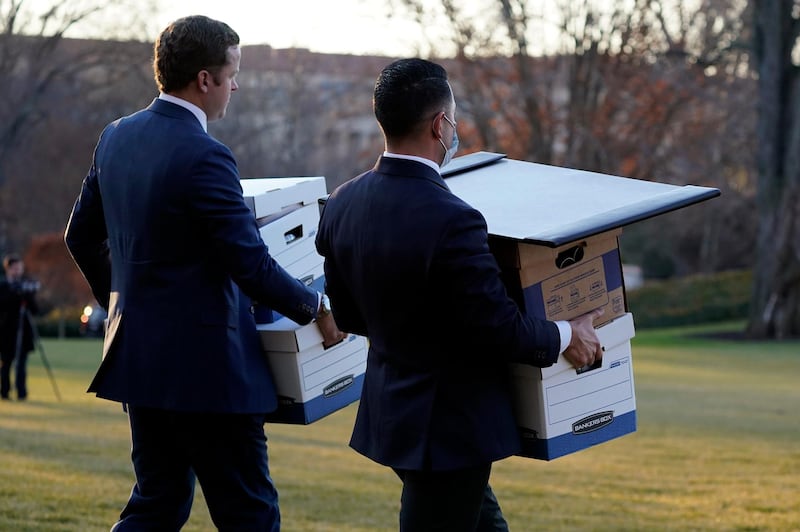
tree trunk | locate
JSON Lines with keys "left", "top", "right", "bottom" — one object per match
{"left": 747, "top": 0, "right": 800, "bottom": 338}
{"left": 748, "top": 185, "right": 800, "bottom": 338}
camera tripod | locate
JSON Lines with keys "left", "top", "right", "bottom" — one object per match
{"left": 14, "top": 301, "right": 61, "bottom": 401}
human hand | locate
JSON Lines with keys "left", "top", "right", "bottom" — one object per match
{"left": 563, "top": 308, "right": 604, "bottom": 369}
{"left": 316, "top": 312, "right": 347, "bottom": 348}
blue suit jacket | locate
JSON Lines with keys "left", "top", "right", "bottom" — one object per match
{"left": 316, "top": 156, "right": 561, "bottom": 471}
{"left": 65, "top": 98, "right": 319, "bottom": 413}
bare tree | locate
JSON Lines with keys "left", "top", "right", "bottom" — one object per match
{"left": 387, "top": 0, "right": 754, "bottom": 280}
{"left": 0, "top": 0, "right": 154, "bottom": 178}
{"left": 217, "top": 47, "right": 384, "bottom": 192}
{"left": 0, "top": 0, "right": 155, "bottom": 254}
{"left": 747, "top": 0, "right": 800, "bottom": 338}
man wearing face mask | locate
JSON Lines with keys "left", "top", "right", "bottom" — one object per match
{"left": 316, "top": 58, "right": 603, "bottom": 531}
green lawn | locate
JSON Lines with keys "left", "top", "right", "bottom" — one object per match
{"left": 1, "top": 323, "right": 798, "bottom": 531}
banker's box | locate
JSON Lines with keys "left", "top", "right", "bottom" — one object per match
{"left": 490, "top": 228, "right": 633, "bottom": 459}
{"left": 258, "top": 317, "right": 367, "bottom": 425}
{"left": 510, "top": 312, "right": 637, "bottom": 460}
{"left": 242, "top": 177, "right": 326, "bottom": 324}
{"left": 257, "top": 203, "right": 319, "bottom": 265}
{"left": 443, "top": 153, "right": 717, "bottom": 460}
{"left": 243, "top": 176, "right": 325, "bottom": 285}
{"left": 490, "top": 228, "right": 626, "bottom": 328}
{"left": 256, "top": 203, "right": 325, "bottom": 290}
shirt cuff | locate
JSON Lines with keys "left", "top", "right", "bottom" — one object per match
{"left": 555, "top": 320, "right": 572, "bottom": 354}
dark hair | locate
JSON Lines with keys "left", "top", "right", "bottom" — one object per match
{"left": 373, "top": 58, "right": 452, "bottom": 139}
{"left": 2, "top": 254, "right": 21, "bottom": 271}
{"left": 153, "top": 15, "right": 240, "bottom": 93}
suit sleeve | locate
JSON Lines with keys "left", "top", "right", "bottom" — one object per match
{"left": 316, "top": 203, "right": 368, "bottom": 335}
{"left": 64, "top": 132, "right": 113, "bottom": 310}
{"left": 186, "top": 142, "right": 319, "bottom": 324}
{"left": 433, "top": 205, "right": 561, "bottom": 367}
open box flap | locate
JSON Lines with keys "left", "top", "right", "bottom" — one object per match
{"left": 445, "top": 156, "right": 720, "bottom": 247}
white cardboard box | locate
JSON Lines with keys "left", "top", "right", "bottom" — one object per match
{"left": 258, "top": 203, "right": 320, "bottom": 263}
{"left": 241, "top": 176, "right": 327, "bottom": 219}
{"left": 259, "top": 319, "right": 367, "bottom": 425}
{"left": 253, "top": 196, "right": 324, "bottom": 324}
{"left": 441, "top": 153, "right": 718, "bottom": 460}
{"left": 509, "top": 312, "right": 637, "bottom": 460}
{"left": 252, "top": 249, "right": 324, "bottom": 324}
{"left": 266, "top": 236, "right": 324, "bottom": 281}
{"left": 257, "top": 316, "right": 326, "bottom": 352}
{"left": 281, "top": 245, "right": 324, "bottom": 283}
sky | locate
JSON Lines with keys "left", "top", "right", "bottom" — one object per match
{"left": 153, "top": 0, "right": 420, "bottom": 57}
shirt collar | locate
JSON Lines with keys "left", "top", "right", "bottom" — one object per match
{"left": 383, "top": 151, "right": 441, "bottom": 174}
{"left": 159, "top": 93, "right": 208, "bottom": 132}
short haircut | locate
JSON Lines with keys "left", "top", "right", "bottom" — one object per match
{"left": 373, "top": 58, "right": 453, "bottom": 139}
{"left": 153, "top": 15, "right": 240, "bottom": 93}
{"left": 2, "top": 254, "right": 20, "bottom": 271}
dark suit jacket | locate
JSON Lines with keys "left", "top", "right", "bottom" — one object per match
{"left": 0, "top": 280, "right": 38, "bottom": 354}
{"left": 65, "top": 98, "right": 319, "bottom": 413}
{"left": 316, "top": 156, "right": 561, "bottom": 471}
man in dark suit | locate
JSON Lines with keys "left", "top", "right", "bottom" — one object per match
{"left": 316, "top": 58, "right": 603, "bottom": 531}
{"left": 65, "top": 15, "right": 343, "bottom": 531}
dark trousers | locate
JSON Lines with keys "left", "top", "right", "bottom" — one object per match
{"left": 393, "top": 464, "right": 509, "bottom": 532}
{"left": 112, "top": 406, "right": 279, "bottom": 532}
{"left": 477, "top": 484, "right": 510, "bottom": 532}
{"left": 0, "top": 348, "right": 28, "bottom": 399}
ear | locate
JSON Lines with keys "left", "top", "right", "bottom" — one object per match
{"left": 431, "top": 111, "right": 445, "bottom": 140}
{"left": 197, "top": 71, "right": 210, "bottom": 94}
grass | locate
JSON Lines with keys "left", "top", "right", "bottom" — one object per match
{"left": 1, "top": 323, "right": 798, "bottom": 531}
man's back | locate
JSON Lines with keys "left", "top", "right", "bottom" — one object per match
{"left": 61, "top": 18, "right": 345, "bottom": 530}
{"left": 85, "top": 99, "right": 276, "bottom": 411}
{"left": 318, "top": 156, "right": 561, "bottom": 471}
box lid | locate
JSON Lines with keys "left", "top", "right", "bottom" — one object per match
{"left": 443, "top": 153, "right": 720, "bottom": 247}
{"left": 241, "top": 176, "right": 327, "bottom": 218}
{"left": 440, "top": 150, "right": 507, "bottom": 176}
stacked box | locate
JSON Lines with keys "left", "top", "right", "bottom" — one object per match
{"left": 444, "top": 153, "right": 718, "bottom": 460}
{"left": 242, "top": 177, "right": 327, "bottom": 323}
{"left": 241, "top": 176, "right": 328, "bottom": 218}
{"left": 243, "top": 176, "right": 366, "bottom": 425}
{"left": 509, "top": 312, "right": 637, "bottom": 460}
{"left": 488, "top": 228, "right": 633, "bottom": 458}
{"left": 258, "top": 317, "right": 367, "bottom": 425}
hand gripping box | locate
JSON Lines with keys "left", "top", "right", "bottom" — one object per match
{"left": 509, "top": 312, "right": 637, "bottom": 460}
{"left": 258, "top": 317, "right": 367, "bottom": 425}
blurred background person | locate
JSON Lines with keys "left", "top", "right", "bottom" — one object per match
{"left": 0, "top": 254, "right": 40, "bottom": 401}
